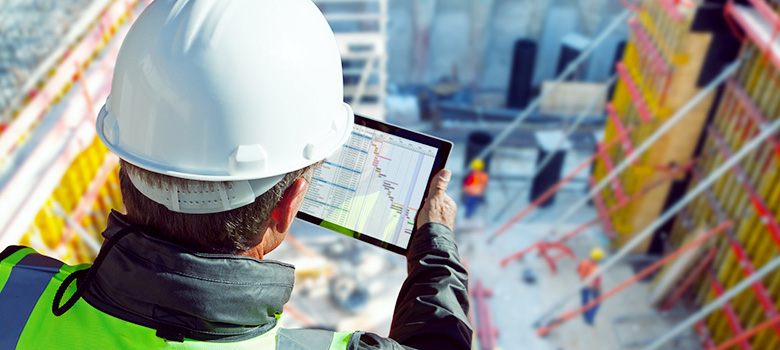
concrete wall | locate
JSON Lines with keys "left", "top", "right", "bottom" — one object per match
{"left": 387, "top": 0, "right": 628, "bottom": 91}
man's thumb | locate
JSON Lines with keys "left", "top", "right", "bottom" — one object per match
{"left": 428, "top": 169, "right": 451, "bottom": 197}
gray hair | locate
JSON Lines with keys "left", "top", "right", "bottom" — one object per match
{"left": 118, "top": 160, "right": 316, "bottom": 254}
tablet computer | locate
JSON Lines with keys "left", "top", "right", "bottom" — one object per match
{"left": 297, "top": 114, "right": 452, "bottom": 255}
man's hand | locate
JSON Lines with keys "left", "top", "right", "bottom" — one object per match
{"left": 417, "top": 169, "right": 457, "bottom": 231}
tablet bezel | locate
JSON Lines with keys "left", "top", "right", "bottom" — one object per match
{"left": 296, "top": 114, "right": 452, "bottom": 255}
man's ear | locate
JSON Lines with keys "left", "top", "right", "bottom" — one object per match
{"left": 271, "top": 178, "right": 309, "bottom": 233}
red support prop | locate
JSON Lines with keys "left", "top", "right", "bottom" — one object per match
{"left": 499, "top": 241, "right": 574, "bottom": 274}
{"left": 709, "top": 126, "right": 780, "bottom": 248}
{"left": 712, "top": 314, "right": 780, "bottom": 350}
{"left": 536, "top": 242, "right": 574, "bottom": 274}
{"left": 596, "top": 143, "right": 628, "bottom": 204}
{"left": 589, "top": 176, "right": 617, "bottom": 237}
{"left": 606, "top": 103, "right": 636, "bottom": 160}
{"left": 499, "top": 242, "right": 542, "bottom": 268}
{"left": 536, "top": 221, "right": 733, "bottom": 337}
{"left": 489, "top": 126, "right": 633, "bottom": 242}
{"left": 727, "top": 239, "right": 780, "bottom": 338}
{"left": 691, "top": 166, "right": 780, "bottom": 340}
{"left": 726, "top": 78, "right": 780, "bottom": 161}
{"left": 707, "top": 270, "right": 753, "bottom": 350}
{"left": 660, "top": 247, "right": 717, "bottom": 311}
{"left": 617, "top": 62, "right": 654, "bottom": 123}
{"left": 628, "top": 17, "right": 670, "bottom": 75}
{"left": 474, "top": 279, "right": 499, "bottom": 350}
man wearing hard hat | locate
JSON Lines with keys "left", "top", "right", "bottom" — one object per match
{"left": 0, "top": 1, "right": 470, "bottom": 349}
{"left": 462, "top": 159, "right": 489, "bottom": 219}
{"left": 577, "top": 247, "right": 605, "bottom": 325}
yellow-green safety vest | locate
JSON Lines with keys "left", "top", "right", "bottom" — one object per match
{"left": 0, "top": 247, "right": 352, "bottom": 349}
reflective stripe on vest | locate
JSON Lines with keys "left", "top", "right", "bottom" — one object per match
{"left": 0, "top": 247, "right": 353, "bottom": 349}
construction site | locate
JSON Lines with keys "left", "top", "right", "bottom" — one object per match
{"left": 3, "top": 0, "right": 780, "bottom": 349}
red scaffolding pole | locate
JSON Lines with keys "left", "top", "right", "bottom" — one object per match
{"left": 712, "top": 315, "right": 780, "bottom": 350}
{"left": 706, "top": 269, "right": 753, "bottom": 350}
{"left": 473, "top": 279, "right": 499, "bottom": 350}
{"left": 691, "top": 167, "right": 780, "bottom": 340}
{"left": 596, "top": 142, "right": 628, "bottom": 204}
{"left": 590, "top": 176, "right": 616, "bottom": 238}
{"left": 617, "top": 62, "right": 654, "bottom": 123}
{"left": 726, "top": 77, "right": 780, "bottom": 161}
{"left": 660, "top": 247, "right": 717, "bottom": 311}
{"left": 606, "top": 103, "right": 636, "bottom": 159}
{"left": 709, "top": 125, "right": 780, "bottom": 249}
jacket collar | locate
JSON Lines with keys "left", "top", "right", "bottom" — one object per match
{"left": 84, "top": 211, "right": 295, "bottom": 340}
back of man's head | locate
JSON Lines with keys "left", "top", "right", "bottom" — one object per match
{"left": 118, "top": 160, "right": 315, "bottom": 254}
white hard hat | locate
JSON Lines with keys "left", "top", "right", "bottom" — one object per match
{"left": 97, "top": 0, "right": 354, "bottom": 213}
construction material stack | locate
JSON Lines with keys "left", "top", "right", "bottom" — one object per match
{"left": 592, "top": 0, "right": 730, "bottom": 253}
{"left": 655, "top": 1, "right": 780, "bottom": 349}
{"left": 0, "top": 0, "right": 144, "bottom": 264}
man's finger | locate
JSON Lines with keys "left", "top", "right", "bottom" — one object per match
{"left": 427, "top": 169, "right": 451, "bottom": 198}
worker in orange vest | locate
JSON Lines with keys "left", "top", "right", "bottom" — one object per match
{"left": 462, "top": 159, "right": 489, "bottom": 218}
{"left": 577, "top": 247, "right": 604, "bottom": 325}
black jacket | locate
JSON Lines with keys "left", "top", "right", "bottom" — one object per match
{"left": 77, "top": 212, "right": 472, "bottom": 349}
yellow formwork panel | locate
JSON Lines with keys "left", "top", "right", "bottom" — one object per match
{"left": 21, "top": 137, "right": 124, "bottom": 264}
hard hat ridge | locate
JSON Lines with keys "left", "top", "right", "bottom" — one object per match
{"left": 128, "top": 171, "right": 285, "bottom": 214}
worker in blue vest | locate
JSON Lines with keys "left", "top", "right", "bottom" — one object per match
{"left": 0, "top": 1, "right": 471, "bottom": 348}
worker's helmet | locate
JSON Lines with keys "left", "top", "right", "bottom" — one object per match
{"left": 471, "top": 159, "right": 485, "bottom": 171}
{"left": 96, "top": 0, "right": 353, "bottom": 213}
{"left": 590, "top": 247, "right": 605, "bottom": 261}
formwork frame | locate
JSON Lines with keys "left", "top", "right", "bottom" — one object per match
{"left": 642, "top": 255, "right": 780, "bottom": 350}
{"left": 533, "top": 115, "right": 780, "bottom": 329}
{"left": 647, "top": 2, "right": 780, "bottom": 345}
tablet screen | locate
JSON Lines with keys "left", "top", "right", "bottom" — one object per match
{"left": 298, "top": 115, "right": 451, "bottom": 254}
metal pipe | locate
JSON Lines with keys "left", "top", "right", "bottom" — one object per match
{"left": 642, "top": 255, "right": 780, "bottom": 350}
{"left": 492, "top": 74, "right": 617, "bottom": 222}
{"left": 468, "top": 9, "right": 631, "bottom": 167}
{"left": 711, "top": 315, "right": 780, "bottom": 350}
{"left": 538, "top": 60, "right": 740, "bottom": 243}
{"left": 533, "top": 115, "right": 780, "bottom": 327}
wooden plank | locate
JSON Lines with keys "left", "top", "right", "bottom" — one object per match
{"left": 538, "top": 81, "right": 607, "bottom": 116}
{"left": 615, "top": 29, "right": 715, "bottom": 252}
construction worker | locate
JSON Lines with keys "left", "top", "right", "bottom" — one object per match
{"left": 577, "top": 247, "right": 605, "bottom": 325}
{"left": 0, "top": 1, "right": 471, "bottom": 349}
{"left": 462, "top": 159, "right": 489, "bottom": 219}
